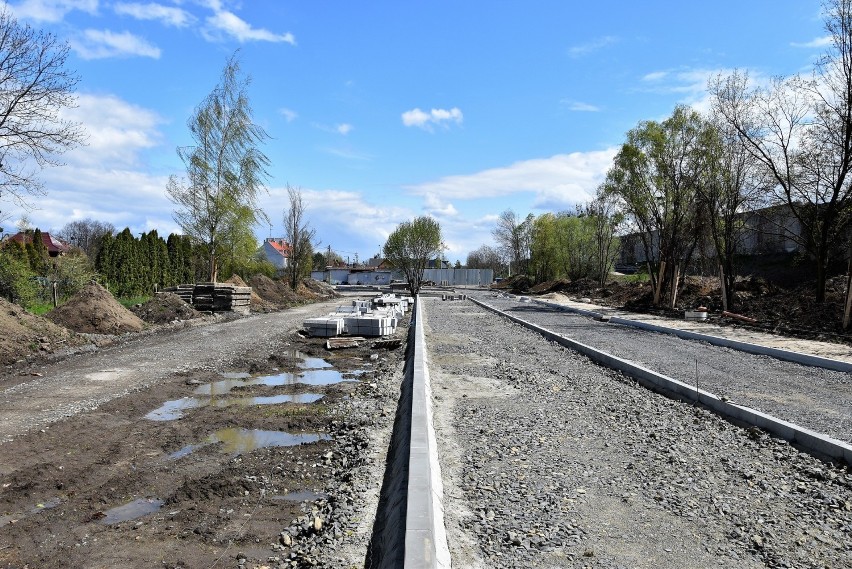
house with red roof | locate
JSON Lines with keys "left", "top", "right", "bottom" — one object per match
{"left": 8, "top": 231, "right": 70, "bottom": 257}
{"left": 262, "top": 237, "right": 290, "bottom": 272}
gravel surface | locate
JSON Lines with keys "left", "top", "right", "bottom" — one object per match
{"left": 425, "top": 297, "right": 852, "bottom": 569}
{"left": 467, "top": 291, "right": 852, "bottom": 444}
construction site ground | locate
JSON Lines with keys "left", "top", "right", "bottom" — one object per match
{"left": 0, "top": 295, "right": 405, "bottom": 568}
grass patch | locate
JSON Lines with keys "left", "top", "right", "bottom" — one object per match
{"left": 27, "top": 302, "right": 55, "bottom": 315}
{"left": 118, "top": 296, "right": 151, "bottom": 308}
{"left": 260, "top": 404, "right": 331, "bottom": 418}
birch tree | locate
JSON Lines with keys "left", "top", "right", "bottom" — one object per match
{"left": 167, "top": 53, "right": 270, "bottom": 282}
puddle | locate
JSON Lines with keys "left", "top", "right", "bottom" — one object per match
{"left": 169, "top": 428, "right": 329, "bottom": 459}
{"left": 250, "top": 369, "right": 352, "bottom": 387}
{"left": 299, "top": 356, "right": 333, "bottom": 369}
{"left": 0, "top": 498, "right": 61, "bottom": 525}
{"left": 220, "top": 371, "right": 252, "bottom": 379}
{"left": 194, "top": 369, "right": 352, "bottom": 395}
{"left": 273, "top": 490, "right": 329, "bottom": 502}
{"left": 144, "top": 393, "right": 324, "bottom": 421}
{"left": 98, "top": 497, "right": 164, "bottom": 524}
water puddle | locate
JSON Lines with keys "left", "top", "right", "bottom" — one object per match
{"left": 0, "top": 497, "right": 61, "bottom": 525}
{"left": 273, "top": 490, "right": 329, "bottom": 502}
{"left": 169, "top": 428, "right": 329, "bottom": 459}
{"left": 144, "top": 393, "right": 324, "bottom": 421}
{"left": 98, "top": 497, "right": 164, "bottom": 524}
{"left": 299, "top": 356, "right": 333, "bottom": 369}
{"left": 220, "top": 371, "right": 252, "bottom": 379}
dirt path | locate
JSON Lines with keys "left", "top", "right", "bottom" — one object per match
{"left": 0, "top": 301, "right": 341, "bottom": 444}
{"left": 0, "top": 298, "right": 407, "bottom": 568}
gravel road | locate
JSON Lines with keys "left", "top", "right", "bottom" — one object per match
{"left": 0, "top": 300, "right": 345, "bottom": 444}
{"left": 467, "top": 291, "right": 852, "bottom": 444}
{"left": 424, "top": 297, "right": 852, "bottom": 568}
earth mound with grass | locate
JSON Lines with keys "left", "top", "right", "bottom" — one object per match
{"left": 47, "top": 282, "right": 146, "bottom": 335}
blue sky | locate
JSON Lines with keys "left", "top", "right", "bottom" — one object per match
{"left": 2, "top": 0, "right": 829, "bottom": 264}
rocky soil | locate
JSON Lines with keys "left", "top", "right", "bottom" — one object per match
{"left": 424, "top": 297, "right": 852, "bottom": 568}
{"left": 0, "top": 295, "right": 406, "bottom": 568}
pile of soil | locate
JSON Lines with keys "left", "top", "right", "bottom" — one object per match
{"left": 130, "top": 292, "right": 201, "bottom": 324}
{"left": 47, "top": 282, "right": 146, "bottom": 335}
{"left": 224, "top": 274, "right": 276, "bottom": 313}
{"left": 249, "top": 274, "right": 301, "bottom": 307}
{"left": 0, "top": 298, "right": 83, "bottom": 366}
{"left": 300, "top": 278, "right": 339, "bottom": 299}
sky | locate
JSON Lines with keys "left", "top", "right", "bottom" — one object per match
{"left": 0, "top": 0, "right": 833, "bottom": 264}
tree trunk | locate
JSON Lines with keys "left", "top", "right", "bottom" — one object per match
{"left": 669, "top": 264, "right": 680, "bottom": 309}
{"left": 844, "top": 258, "right": 852, "bottom": 330}
{"left": 719, "top": 264, "right": 729, "bottom": 312}
{"left": 653, "top": 260, "right": 667, "bottom": 306}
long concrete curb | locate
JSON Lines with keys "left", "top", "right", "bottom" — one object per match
{"left": 472, "top": 298, "right": 852, "bottom": 465}
{"left": 533, "top": 299, "right": 852, "bottom": 373}
{"left": 404, "top": 297, "right": 452, "bottom": 568}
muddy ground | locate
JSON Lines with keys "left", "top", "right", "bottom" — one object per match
{"left": 0, "top": 301, "right": 406, "bottom": 568}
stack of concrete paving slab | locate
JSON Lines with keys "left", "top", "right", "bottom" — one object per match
{"left": 303, "top": 294, "right": 414, "bottom": 338}
{"left": 303, "top": 316, "right": 345, "bottom": 337}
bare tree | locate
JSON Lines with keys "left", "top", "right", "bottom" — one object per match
{"left": 466, "top": 244, "right": 504, "bottom": 275}
{"left": 492, "top": 209, "right": 532, "bottom": 276}
{"left": 710, "top": 0, "right": 852, "bottom": 303}
{"left": 55, "top": 218, "right": 115, "bottom": 260}
{"left": 283, "top": 185, "right": 316, "bottom": 290}
{"left": 167, "top": 52, "right": 270, "bottom": 282}
{"left": 0, "top": 5, "right": 84, "bottom": 223}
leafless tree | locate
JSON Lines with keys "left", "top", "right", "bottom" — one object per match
{"left": 709, "top": 0, "right": 852, "bottom": 302}
{"left": 55, "top": 218, "right": 115, "bottom": 260}
{"left": 283, "top": 185, "right": 316, "bottom": 290}
{"left": 0, "top": 4, "right": 84, "bottom": 223}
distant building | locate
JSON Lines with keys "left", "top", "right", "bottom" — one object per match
{"left": 8, "top": 231, "right": 70, "bottom": 257}
{"left": 262, "top": 238, "right": 290, "bottom": 272}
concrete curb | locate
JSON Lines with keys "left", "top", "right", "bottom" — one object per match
{"left": 473, "top": 298, "right": 852, "bottom": 465}
{"left": 404, "top": 296, "right": 452, "bottom": 568}
{"left": 534, "top": 299, "right": 852, "bottom": 373}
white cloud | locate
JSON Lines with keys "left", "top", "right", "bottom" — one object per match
{"left": 7, "top": 93, "right": 173, "bottom": 235}
{"left": 791, "top": 35, "right": 832, "bottom": 48}
{"left": 204, "top": 9, "right": 295, "bottom": 44}
{"left": 568, "top": 35, "right": 617, "bottom": 58}
{"left": 114, "top": 2, "right": 195, "bottom": 27}
{"left": 61, "top": 93, "right": 164, "bottom": 167}
{"left": 639, "top": 67, "right": 752, "bottom": 113}
{"left": 336, "top": 123, "right": 353, "bottom": 135}
{"left": 406, "top": 149, "right": 617, "bottom": 209}
{"left": 401, "top": 107, "right": 463, "bottom": 130}
{"left": 8, "top": 0, "right": 97, "bottom": 22}
{"left": 642, "top": 70, "right": 668, "bottom": 82}
{"left": 258, "top": 186, "right": 412, "bottom": 255}
{"left": 423, "top": 194, "right": 458, "bottom": 218}
{"left": 71, "top": 29, "right": 161, "bottom": 59}
{"left": 561, "top": 99, "right": 600, "bottom": 112}
{"left": 279, "top": 108, "right": 298, "bottom": 122}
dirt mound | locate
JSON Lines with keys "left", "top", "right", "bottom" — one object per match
{"left": 47, "top": 282, "right": 145, "bottom": 335}
{"left": 301, "top": 278, "right": 339, "bottom": 299}
{"left": 491, "top": 274, "right": 533, "bottom": 293}
{"left": 0, "top": 298, "right": 83, "bottom": 366}
{"left": 249, "top": 275, "right": 300, "bottom": 307}
{"left": 225, "top": 274, "right": 275, "bottom": 312}
{"left": 529, "top": 278, "right": 572, "bottom": 294}
{"left": 131, "top": 292, "right": 201, "bottom": 324}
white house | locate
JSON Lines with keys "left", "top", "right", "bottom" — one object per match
{"left": 262, "top": 238, "right": 290, "bottom": 272}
